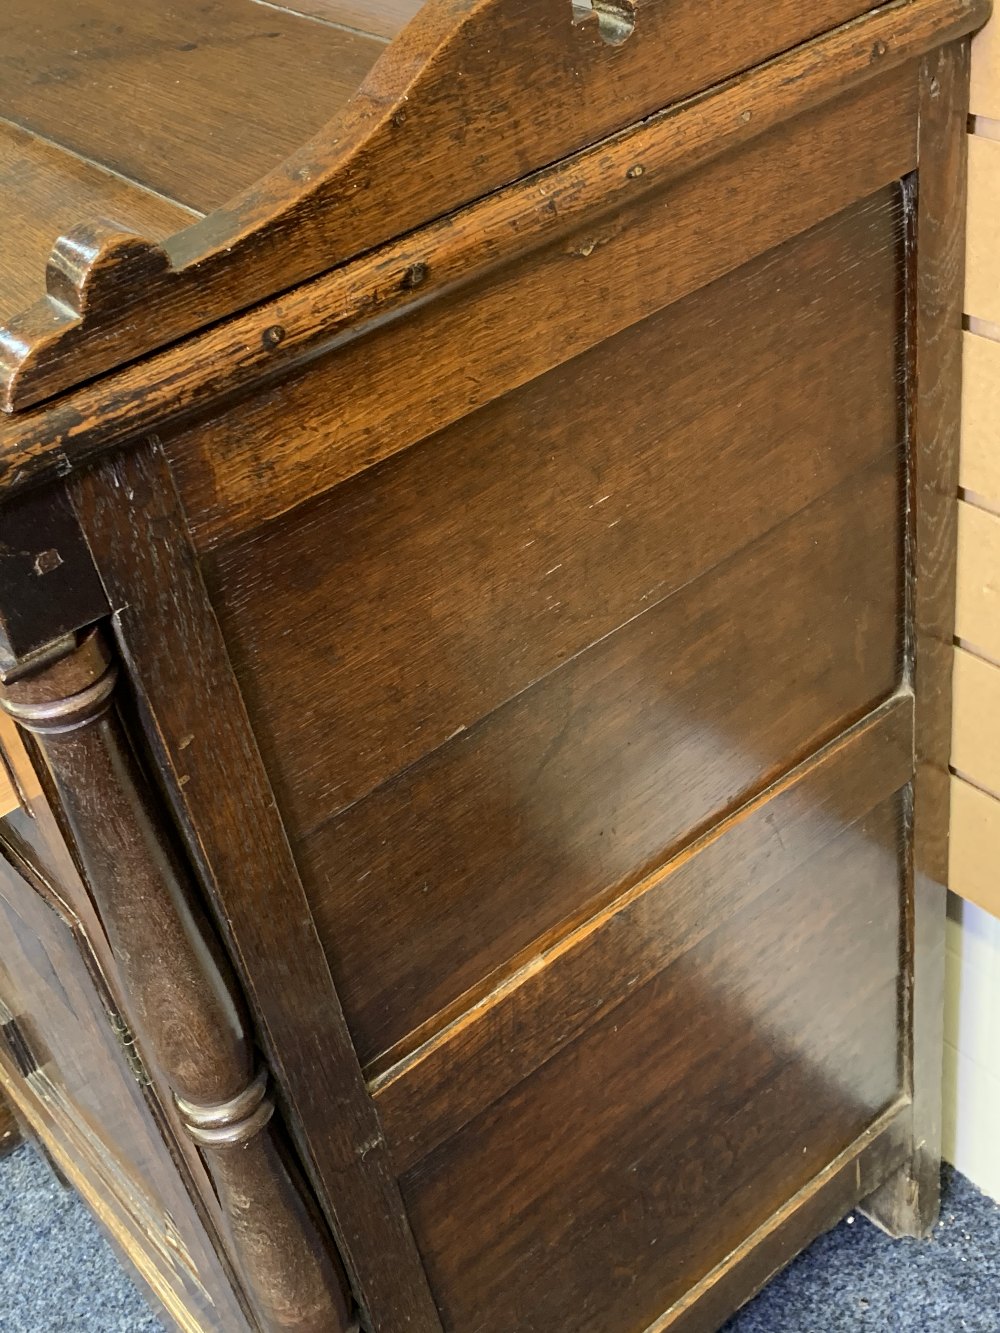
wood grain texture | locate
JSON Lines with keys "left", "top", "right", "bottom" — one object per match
{"left": 375, "top": 696, "right": 915, "bottom": 1173}
{"left": 171, "top": 73, "right": 915, "bottom": 553}
{"left": 399, "top": 796, "right": 905, "bottom": 1333}
{"left": 0, "top": 848, "right": 254, "bottom": 1329}
{"left": 292, "top": 455, "right": 904, "bottom": 1069}
{"left": 0, "top": 0, "right": 385, "bottom": 213}
{"left": 864, "top": 39, "right": 971, "bottom": 1239}
{"left": 0, "top": 120, "right": 198, "bottom": 327}
{"left": 258, "top": 0, "right": 418, "bottom": 40}
{"left": 70, "top": 442, "right": 442, "bottom": 1333}
{"left": 3, "top": 0, "right": 981, "bottom": 418}
{"left": 0, "top": 705, "right": 259, "bottom": 1330}
{"left": 203, "top": 187, "right": 905, "bottom": 839}
{"left": 971, "top": 3, "right": 1000, "bottom": 117}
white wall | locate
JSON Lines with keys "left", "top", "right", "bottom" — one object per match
{"left": 943, "top": 894, "right": 1000, "bottom": 1199}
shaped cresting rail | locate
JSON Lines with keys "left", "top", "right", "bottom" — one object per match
{"left": 0, "top": 0, "right": 989, "bottom": 418}
{"left": 0, "top": 628, "right": 359, "bottom": 1333}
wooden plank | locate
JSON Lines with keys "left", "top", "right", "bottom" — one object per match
{"left": 257, "top": 0, "right": 419, "bottom": 40}
{"left": 203, "top": 189, "right": 904, "bottom": 839}
{"left": 5, "top": 0, "right": 966, "bottom": 417}
{"left": 961, "top": 330, "right": 1000, "bottom": 506}
{"left": 169, "top": 72, "right": 916, "bottom": 549}
{"left": 302, "top": 453, "right": 903, "bottom": 1071}
{"left": 0, "top": 0, "right": 385, "bottom": 213}
{"left": 957, "top": 498, "right": 1000, "bottom": 663}
{"left": 864, "top": 40, "right": 970, "bottom": 1239}
{"left": 375, "top": 696, "right": 915, "bottom": 1174}
{"left": 650, "top": 1102, "right": 911, "bottom": 1332}
{"left": 952, "top": 646, "right": 1000, "bottom": 799}
{"left": 398, "top": 797, "right": 904, "bottom": 1333}
{"left": 965, "top": 133, "right": 1000, "bottom": 327}
{"left": 0, "top": 120, "right": 199, "bottom": 327}
{"left": 971, "top": 8, "right": 1000, "bottom": 120}
{"left": 70, "top": 443, "right": 443, "bottom": 1333}
{"left": 950, "top": 775, "right": 1000, "bottom": 916}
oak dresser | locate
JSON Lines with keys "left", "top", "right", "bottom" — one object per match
{"left": 0, "top": 1, "right": 990, "bottom": 1329}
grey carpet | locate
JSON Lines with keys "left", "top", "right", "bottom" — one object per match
{"left": 0, "top": 1145, "right": 997, "bottom": 1330}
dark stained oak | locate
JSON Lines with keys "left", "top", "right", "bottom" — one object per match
{"left": 0, "top": 848, "right": 255, "bottom": 1329}
{"left": 4, "top": 0, "right": 983, "bottom": 418}
{"left": 291, "top": 453, "right": 904, "bottom": 1068}
{"left": 203, "top": 186, "right": 905, "bottom": 837}
{"left": 374, "top": 696, "right": 915, "bottom": 1173}
{"left": 172, "top": 80, "right": 916, "bottom": 548}
{"left": 0, "top": 0, "right": 386, "bottom": 212}
{"left": 863, "top": 40, "right": 973, "bottom": 1238}
{"left": 265, "top": 0, "right": 419, "bottom": 40}
{"left": 0, "top": 121, "right": 198, "bottom": 327}
{"left": 399, "top": 796, "right": 905, "bottom": 1333}
{"left": 71, "top": 442, "right": 443, "bottom": 1333}
{"left": 656, "top": 1103, "right": 912, "bottom": 1333}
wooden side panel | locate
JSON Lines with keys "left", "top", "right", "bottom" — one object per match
{"left": 374, "top": 698, "right": 915, "bottom": 1174}
{"left": 170, "top": 75, "right": 916, "bottom": 548}
{"left": 0, "top": 0, "right": 386, "bottom": 212}
{"left": 301, "top": 457, "right": 903, "bottom": 1069}
{"left": 0, "top": 121, "right": 198, "bottom": 327}
{"left": 202, "top": 188, "right": 905, "bottom": 837}
{"left": 399, "top": 796, "right": 905, "bottom": 1333}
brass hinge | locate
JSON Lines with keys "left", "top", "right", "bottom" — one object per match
{"left": 108, "top": 1012, "right": 152, "bottom": 1089}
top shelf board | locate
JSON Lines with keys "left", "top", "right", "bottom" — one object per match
{"left": 0, "top": 0, "right": 988, "bottom": 425}
{"left": 0, "top": 0, "right": 390, "bottom": 213}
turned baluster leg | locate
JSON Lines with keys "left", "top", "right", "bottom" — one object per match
{"left": 0, "top": 628, "right": 357, "bottom": 1333}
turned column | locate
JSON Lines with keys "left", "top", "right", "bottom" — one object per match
{"left": 0, "top": 628, "right": 357, "bottom": 1333}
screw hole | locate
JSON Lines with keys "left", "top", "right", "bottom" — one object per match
{"left": 572, "top": 0, "right": 636, "bottom": 46}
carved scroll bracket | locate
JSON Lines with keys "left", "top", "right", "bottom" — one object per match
{"left": 0, "top": 628, "right": 358, "bottom": 1333}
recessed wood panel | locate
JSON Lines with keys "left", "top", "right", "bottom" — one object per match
{"left": 399, "top": 796, "right": 904, "bottom": 1333}
{"left": 174, "top": 80, "right": 915, "bottom": 548}
{"left": 374, "top": 698, "right": 914, "bottom": 1173}
{"left": 204, "top": 188, "right": 904, "bottom": 845}
{"left": 300, "top": 454, "right": 902, "bottom": 1067}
